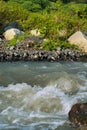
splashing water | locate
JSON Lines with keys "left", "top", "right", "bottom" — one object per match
{"left": 0, "top": 62, "right": 87, "bottom": 130}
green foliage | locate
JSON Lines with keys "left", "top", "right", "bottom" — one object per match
{"left": 0, "top": 1, "right": 29, "bottom": 23}
{"left": 22, "top": 1, "right": 42, "bottom": 12}
{"left": 7, "top": 37, "right": 18, "bottom": 46}
{"left": 7, "top": 0, "right": 50, "bottom": 11}
{"left": 41, "top": 39, "right": 57, "bottom": 51}
{"left": 7, "top": 34, "right": 25, "bottom": 46}
{"left": 40, "top": 39, "right": 78, "bottom": 51}
{"left": 0, "top": 1, "right": 29, "bottom": 34}
{"left": 56, "top": 40, "right": 79, "bottom": 49}
{"left": 0, "top": 0, "right": 87, "bottom": 50}
{"left": 65, "top": 3, "right": 87, "bottom": 18}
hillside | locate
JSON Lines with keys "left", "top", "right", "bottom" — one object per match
{"left": 0, "top": 0, "right": 87, "bottom": 50}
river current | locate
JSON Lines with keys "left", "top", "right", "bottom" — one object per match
{"left": 0, "top": 62, "right": 87, "bottom": 130}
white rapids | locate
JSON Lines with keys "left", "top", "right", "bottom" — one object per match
{"left": 0, "top": 62, "right": 87, "bottom": 130}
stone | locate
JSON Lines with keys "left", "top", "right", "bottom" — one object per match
{"left": 4, "top": 22, "right": 23, "bottom": 31}
{"left": 0, "top": 38, "right": 2, "bottom": 42}
{"left": 68, "top": 31, "right": 87, "bottom": 53}
{"left": 69, "top": 103, "right": 87, "bottom": 126}
{"left": 9, "top": 46, "right": 15, "bottom": 50}
{"left": 34, "top": 54, "right": 39, "bottom": 60}
{"left": 58, "top": 29, "right": 67, "bottom": 37}
{"left": 22, "top": 36, "right": 43, "bottom": 47}
{"left": 30, "top": 29, "right": 40, "bottom": 36}
{"left": 4, "top": 28, "right": 24, "bottom": 40}
{"left": 76, "top": 127, "right": 87, "bottom": 130}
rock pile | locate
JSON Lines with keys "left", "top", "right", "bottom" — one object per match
{"left": 0, "top": 35, "right": 86, "bottom": 62}
{"left": 0, "top": 41, "right": 86, "bottom": 62}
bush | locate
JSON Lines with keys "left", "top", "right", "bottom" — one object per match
{"left": 7, "top": 34, "right": 25, "bottom": 46}
{"left": 0, "top": 0, "right": 87, "bottom": 51}
{"left": 0, "top": 1, "right": 29, "bottom": 34}
{"left": 7, "top": 0, "right": 50, "bottom": 11}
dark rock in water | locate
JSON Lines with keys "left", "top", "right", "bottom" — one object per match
{"left": 69, "top": 103, "right": 87, "bottom": 126}
{"left": 76, "top": 126, "right": 87, "bottom": 130}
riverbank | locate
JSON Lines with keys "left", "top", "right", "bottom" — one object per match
{"left": 0, "top": 38, "right": 87, "bottom": 62}
{"left": 1, "top": 0, "right": 87, "bottom": 63}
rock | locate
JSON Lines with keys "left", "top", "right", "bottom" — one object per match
{"left": 0, "top": 52, "right": 7, "bottom": 61}
{"left": 34, "top": 54, "right": 39, "bottom": 60}
{"left": 68, "top": 31, "right": 87, "bottom": 53}
{"left": 30, "top": 29, "right": 40, "bottom": 36}
{"left": 76, "top": 127, "right": 87, "bottom": 130}
{"left": 69, "top": 103, "right": 87, "bottom": 126}
{"left": 9, "top": 46, "right": 15, "bottom": 51}
{"left": 58, "top": 29, "right": 67, "bottom": 37}
{"left": 4, "top": 28, "right": 24, "bottom": 40}
{"left": 22, "top": 36, "right": 43, "bottom": 48}
{"left": 0, "top": 38, "right": 2, "bottom": 42}
{"left": 4, "top": 22, "right": 23, "bottom": 31}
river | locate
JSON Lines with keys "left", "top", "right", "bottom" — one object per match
{"left": 0, "top": 61, "right": 87, "bottom": 130}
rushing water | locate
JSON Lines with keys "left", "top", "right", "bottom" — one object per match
{"left": 0, "top": 61, "right": 87, "bottom": 130}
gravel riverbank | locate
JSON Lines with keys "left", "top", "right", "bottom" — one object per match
{"left": 0, "top": 38, "right": 87, "bottom": 62}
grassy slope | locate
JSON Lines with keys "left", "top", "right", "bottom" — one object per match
{"left": 0, "top": 0, "right": 87, "bottom": 50}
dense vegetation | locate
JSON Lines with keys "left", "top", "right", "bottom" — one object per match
{"left": 0, "top": 0, "right": 87, "bottom": 50}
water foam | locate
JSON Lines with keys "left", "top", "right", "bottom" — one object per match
{"left": 0, "top": 62, "right": 87, "bottom": 130}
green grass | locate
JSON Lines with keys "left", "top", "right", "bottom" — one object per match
{"left": 7, "top": 34, "right": 25, "bottom": 46}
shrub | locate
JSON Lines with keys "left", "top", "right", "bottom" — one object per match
{"left": 40, "top": 39, "right": 57, "bottom": 51}
{"left": 0, "top": 1, "right": 29, "bottom": 34}
{"left": 7, "top": 34, "right": 25, "bottom": 46}
{"left": 0, "top": 0, "right": 87, "bottom": 51}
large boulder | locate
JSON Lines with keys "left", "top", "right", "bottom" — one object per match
{"left": 68, "top": 31, "right": 87, "bottom": 53}
{"left": 4, "top": 28, "right": 24, "bottom": 40}
{"left": 68, "top": 103, "right": 87, "bottom": 126}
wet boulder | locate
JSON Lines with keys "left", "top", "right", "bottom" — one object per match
{"left": 69, "top": 103, "right": 87, "bottom": 126}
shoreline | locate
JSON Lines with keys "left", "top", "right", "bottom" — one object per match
{"left": 0, "top": 48, "right": 87, "bottom": 62}
{"left": 0, "top": 38, "right": 87, "bottom": 62}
